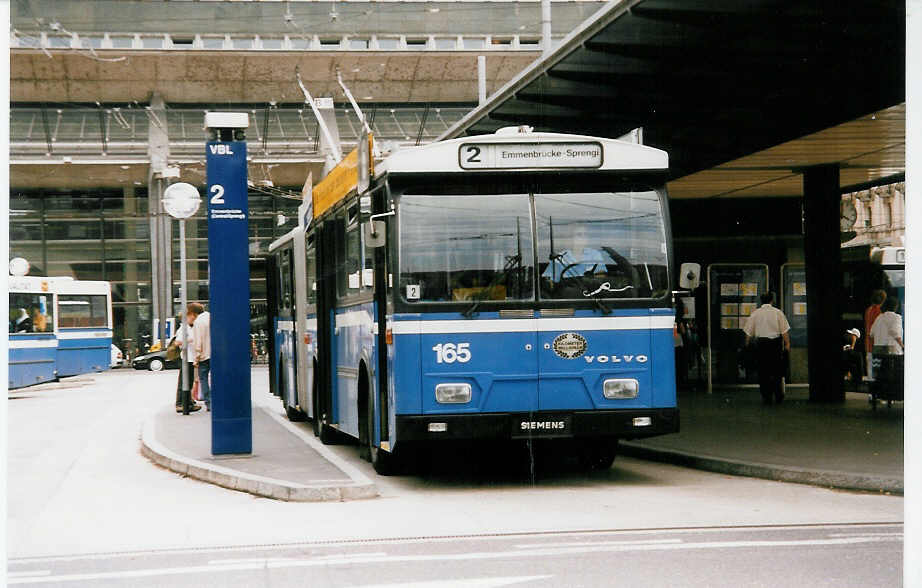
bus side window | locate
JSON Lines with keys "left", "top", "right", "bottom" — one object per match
{"left": 335, "top": 212, "right": 348, "bottom": 298}
{"left": 361, "top": 222, "right": 375, "bottom": 291}
{"left": 346, "top": 223, "right": 361, "bottom": 293}
{"left": 306, "top": 244, "right": 317, "bottom": 306}
{"left": 9, "top": 293, "right": 53, "bottom": 333}
{"left": 280, "top": 248, "right": 293, "bottom": 312}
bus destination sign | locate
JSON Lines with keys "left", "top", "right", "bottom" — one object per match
{"left": 459, "top": 142, "right": 603, "bottom": 170}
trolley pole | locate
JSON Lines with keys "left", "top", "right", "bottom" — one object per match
{"left": 205, "top": 113, "right": 252, "bottom": 455}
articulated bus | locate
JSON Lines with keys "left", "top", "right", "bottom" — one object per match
{"left": 8, "top": 276, "right": 113, "bottom": 389}
{"left": 267, "top": 127, "right": 679, "bottom": 473}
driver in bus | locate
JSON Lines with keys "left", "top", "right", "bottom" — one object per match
{"left": 28, "top": 304, "right": 48, "bottom": 333}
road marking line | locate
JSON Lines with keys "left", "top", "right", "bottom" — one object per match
{"left": 349, "top": 576, "right": 551, "bottom": 588}
{"left": 514, "top": 539, "right": 681, "bottom": 549}
{"left": 7, "top": 536, "right": 903, "bottom": 584}
{"left": 827, "top": 532, "right": 903, "bottom": 538}
{"left": 7, "top": 572, "right": 51, "bottom": 578}
{"left": 9, "top": 523, "right": 903, "bottom": 564}
{"left": 312, "top": 552, "right": 388, "bottom": 560}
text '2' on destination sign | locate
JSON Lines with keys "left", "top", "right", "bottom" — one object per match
{"left": 459, "top": 142, "right": 603, "bottom": 170}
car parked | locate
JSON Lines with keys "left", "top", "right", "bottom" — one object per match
{"left": 131, "top": 349, "right": 179, "bottom": 372}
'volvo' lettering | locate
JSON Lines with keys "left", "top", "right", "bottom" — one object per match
{"left": 584, "top": 354, "right": 648, "bottom": 364}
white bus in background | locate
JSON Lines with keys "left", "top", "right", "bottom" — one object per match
{"left": 8, "top": 276, "right": 113, "bottom": 389}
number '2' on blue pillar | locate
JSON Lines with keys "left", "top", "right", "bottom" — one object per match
{"left": 206, "top": 140, "right": 252, "bottom": 455}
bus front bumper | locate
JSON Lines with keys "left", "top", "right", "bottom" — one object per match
{"left": 395, "top": 408, "right": 679, "bottom": 442}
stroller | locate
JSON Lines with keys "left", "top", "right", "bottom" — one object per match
{"left": 869, "top": 350, "right": 904, "bottom": 409}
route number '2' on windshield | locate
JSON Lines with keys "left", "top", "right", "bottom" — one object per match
{"left": 432, "top": 343, "right": 472, "bottom": 364}
{"left": 464, "top": 146, "right": 481, "bottom": 163}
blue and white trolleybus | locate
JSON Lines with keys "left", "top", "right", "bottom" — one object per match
{"left": 8, "top": 276, "right": 113, "bottom": 389}
{"left": 267, "top": 127, "right": 679, "bottom": 473}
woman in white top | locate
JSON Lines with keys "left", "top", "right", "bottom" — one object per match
{"left": 869, "top": 297, "right": 903, "bottom": 355}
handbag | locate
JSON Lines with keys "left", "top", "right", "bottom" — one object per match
{"left": 165, "top": 338, "right": 181, "bottom": 362}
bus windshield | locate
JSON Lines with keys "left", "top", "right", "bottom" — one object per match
{"left": 536, "top": 190, "right": 668, "bottom": 300}
{"left": 398, "top": 186, "right": 669, "bottom": 305}
{"left": 398, "top": 194, "right": 534, "bottom": 303}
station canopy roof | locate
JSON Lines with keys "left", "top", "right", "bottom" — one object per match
{"left": 440, "top": 0, "right": 906, "bottom": 199}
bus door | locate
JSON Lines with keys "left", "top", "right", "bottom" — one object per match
{"left": 275, "top": 246, "right": 297, "bottom": 407}
{"left": 266, "top": 254, "right": 279, "bottom": 397}
{"left": 532, "top": 189, "right": 670, "bottom": 411}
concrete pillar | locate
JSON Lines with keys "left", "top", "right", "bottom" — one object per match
{"left": 123, "top": 186, "right": 139, "bottom": 351}
{"left": 147, "top": 92, "right": 173, "bottom": 346}
{"left": 802, "top": 164, "right": 844, "bottom": 402}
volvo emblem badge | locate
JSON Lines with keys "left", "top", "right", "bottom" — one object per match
{"left": 552, "top": 332, "right": 587, "bottom": 359}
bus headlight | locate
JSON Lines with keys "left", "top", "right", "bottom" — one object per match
{"left": 603, "top": 378, "right": 639, "bottom": 399}
{"left": 435, "top": 383, "right": 471, "bottom": 404}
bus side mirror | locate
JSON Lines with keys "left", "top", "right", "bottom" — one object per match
{"left": 679, "top": 262, "right": 701, "bottom": 290}
{"left": 364, "top": 220, "right": 387, "bottom": 248}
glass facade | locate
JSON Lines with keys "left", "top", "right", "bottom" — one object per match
{"left": 9, "top": 187, "right": 302, "bottom": 357}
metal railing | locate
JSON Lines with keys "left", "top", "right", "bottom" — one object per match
{"left": 10, "top": 105, "right": 473, "bottom": 158}
{"left": 12, "top": 31, "right": 546, "bottom": 53}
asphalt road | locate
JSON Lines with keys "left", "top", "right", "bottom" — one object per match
{"left": 7, "top": 524, "right": 903, "bottom": 587}
{"left": 7, "top": 369, "right": 905, "bottom": 586}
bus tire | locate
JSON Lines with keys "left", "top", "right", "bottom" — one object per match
{"left": 367, "top": 389, "right": 398, "bottom": 475}
{"left": 580, "top": 440, "right": 618, "bottom": 471}
{"left": 359, "top": 365, "right": 397, "bottom": 474}
{"left": 311, "top": 364, "right": 322, "bottom": 437}
{"left": 285, "top": 404, "right": 306, "bottom": 422}
{"left": 280, "top": 359, "right": 306, "bottom": 422}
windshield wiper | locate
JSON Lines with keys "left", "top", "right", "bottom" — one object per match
{"left": 549, "top": 252, "right": 611, "bottom": 315}
{"left": 462, "top": 254, "right": 521, "bottom": 318}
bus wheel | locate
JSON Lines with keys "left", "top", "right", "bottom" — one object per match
{"left": 311, "top": 367, "right": 321, "bottom": 437}
{"left": 280, "top": 360, "right": 306, "bottom": 422}
{"left": 148, "top": 358, "right": 164, "bottom": 372}
{"left": 367, "top": 393, "right": 398, "bottom": 475}
{"left": 579, "top": 440, "right": 618, "bottom": 471}
{"left": 285, "top": 404, "right": 306, "bottom": 422}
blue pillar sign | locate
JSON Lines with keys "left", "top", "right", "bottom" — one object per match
{"left": 206, "top": 139, "right": 252, "bottom": 454}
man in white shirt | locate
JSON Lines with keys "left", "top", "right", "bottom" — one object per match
{"left": 870, "top": 297, "right": 903, "bottom": 355}
{"left": 743, "top": 292, "right": 791, "bottom": 405}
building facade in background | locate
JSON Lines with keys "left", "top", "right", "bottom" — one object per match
{"left": 841, "top": 181, "right": 905, "bottom": 249}
{"left": 8, "top": 0, "right": 605, "bottom": 354}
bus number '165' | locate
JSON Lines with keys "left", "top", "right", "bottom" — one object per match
{"left": 432, "top": 343, "right": 471, "bottom": 364}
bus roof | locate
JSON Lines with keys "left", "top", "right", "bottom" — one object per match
{"left": 870, "top": 246, "right": 905, "bottom": 266}
{"left": 377, "top": 128, "right": 668, "bottom": 176}
{"left": 8, "top": 276, "right": 73, "bottom": 293}
{"left": 55, "top": 280, "right": 112, "bottom": 296}
{"left": 279, "top": 128, "right": 670, "bottom": 238}
{"left": 267, "top": 224, "right": 300, "bottom": 253}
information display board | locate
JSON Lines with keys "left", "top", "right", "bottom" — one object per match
{"left": 781, "top": 263, "right": 808, "bottom": 384}
{"left": 781, "top": 264, "right": 808, "bottom": 346}
{"left": 706, "top": 264, "right": 769, "bottom": 391}
{"left": 206, "top": 140, "right": 253, "bottom": 455}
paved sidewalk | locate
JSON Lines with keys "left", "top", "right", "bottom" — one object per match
{"left": 622, "top": 387, "right": 903, "bottom": 494}
{"left": 141, "top": 399, "right": 377, "bottom": 502}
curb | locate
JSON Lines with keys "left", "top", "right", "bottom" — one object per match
{"left": 620, "top": 442, "right": 903, "bottom": 495}
{"left": 140, "top": 411, "right": 378, "bottom": 502}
